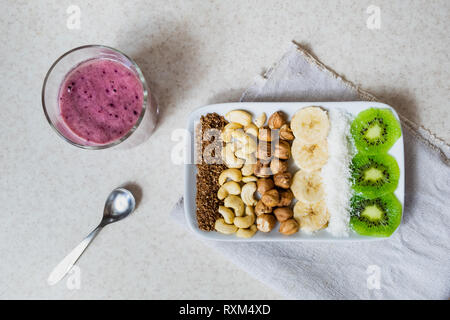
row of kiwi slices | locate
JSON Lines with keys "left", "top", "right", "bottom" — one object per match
{"left": 349, "top": 108, "right": 402, "bottom": 237}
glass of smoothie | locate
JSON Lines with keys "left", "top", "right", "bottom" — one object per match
{"left": 42, "top": 45, "right": 157, "bottom": 149}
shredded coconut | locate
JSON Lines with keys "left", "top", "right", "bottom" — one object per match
{"left": 322, "top": 109, "right": 354, "bottom": 237}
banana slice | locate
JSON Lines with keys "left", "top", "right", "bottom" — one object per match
{"left": 293, "top": 200, "right": 330, "bottom": 232}
{"left": 290, "top": 170, "right": 324, "bottom": 203}
{"left": 291, "top": 139, "right": 328, "bottom": 172}
{"left": 291, "top": 107, "right": 329, "bottom": 143}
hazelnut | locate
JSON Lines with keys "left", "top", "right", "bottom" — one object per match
{"left": 254, "top": 160, "right": 272, "bottom": 178}
{"left": 279, "top": 124, "right": 294, "bottom": 140}
{"left": 274, "top": 172, "right": 292, "bottom": 189}
{"left": 257, "top": 178, "right": 274, "bottom": 194}
{"left": 255, "top": 200, "right": 272, "bottom": 216}
{"left": 256, "top": 214, "right": 277, "bottom": 232}
{"left": 261, "top": 189, "right": 280, "bottom": 207}
{"left": 256, "top": 142, "right": 272, "bottom": 162}
{"left": 268, "top": 111, "right": 287, "bottom": 129}
{"left": 270, "top": 158, "right": 288, "bottom": 175}
{"left": 279, "top": 219, "right": 299, "bottom": 235}
{"left": 258, "top": 127, "right": 273, "bottom": 142}
{"left": 278, "top": 189, "right": 294, "bottom": 206}
{"left": 273, "top": 140, "right": 290, "bottom": 159}
{"left": 274, "top": 207, "right": 294, "bottom": 222}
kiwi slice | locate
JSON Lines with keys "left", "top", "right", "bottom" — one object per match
{"left": 350, "top": 193, "right": 402, "bottom": 237}
{"left": 351, "top": 153, "right": 399, "bottom": 199}
{"left": 351, "top": 108, "right": 401, "bottom": 154}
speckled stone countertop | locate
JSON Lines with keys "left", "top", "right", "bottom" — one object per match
{"left": 1, "top": 0, "right": 448, "bottom": 299}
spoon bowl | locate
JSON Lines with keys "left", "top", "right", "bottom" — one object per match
{"left": 102, "top": 188, "right": 136, "bottom": 225}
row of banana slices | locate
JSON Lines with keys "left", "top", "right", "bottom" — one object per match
{"left": 215, "top": 110, "right": 265, "bottom": 238}
{"left": 290, "top": 107, "right": 331, "bottom": 232}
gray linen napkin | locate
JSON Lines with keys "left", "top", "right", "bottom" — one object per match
{"left": 172, "top": 42, "right": 450, "bottom": 299}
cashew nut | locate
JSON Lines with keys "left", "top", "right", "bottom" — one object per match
{"left": 255, "top": 112, "right": 267, "bottom": 128}
{"left": 217, "top": 181, "right": 241, "bottom": 200}
{"left": 218, "top": 206, "right": 235, "bottom": 224}
{"left": 232, "top": 129, "right": 257, "bottom": 154}
{"left": 222, "top": 143, "right": 244, "bottom": 168}
{"left": 221, "top": 122, "right": 243, "bottom": 143}
{"left": 238, "top": 153, "right": 257, "bottom": 166}
{"left": 244, "top": 123, "right": 259, "bottom": 137}
{"left": 241, "top": 163, "right": 256, "bottom": 176}
{"left": 231, "top": 129, "right": 246, "bottom": 140}
{"left": 242, "top": 175, "right": 257, "bottom": 183}
{"left": 225, "top": 110, "right": 252, "bottom": 127}
{"left": 215, "top": 218, "right": 238, "bottom": 234}
{"left": 236, "top": 225, "right": 257, "bottom": 238}
{"left": 224, "top": 195, "right": 245, "bottom": 217}
{"left": 219, "top": 168, "right": 242, "bottom": 185}
{"left": 221, "top": 130, "right": 232, "bottom": 143}
{"left": 235, "top": 149, "right": 257, "bottom": 163}
{"left": 243, "top": 139, "right": 257, "bottom": 155}
{"left": 234, "top": 206, "right": 256, "bottom": 228}
{"left": 224, "top": 122, "right": 243, "bottom": 130}
{"left": 241, "top": 182, "right": 257, "bottom": 206}
{"left": 230, "top": 140, "right": 243, "bottom": 151}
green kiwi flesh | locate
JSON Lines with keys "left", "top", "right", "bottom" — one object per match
{"left": 351, "top": 108, "right": 401, "bottom": 154}
{"left": 350, "top": 193, "right": 402, "bottom": 237}
{"left": 351, "top": 153, "right": 399, "bottom": 199}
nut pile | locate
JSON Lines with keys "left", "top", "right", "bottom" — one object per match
{"left": 254, "top": 111, "right": 298, "bottom": 236}
{"left": 214, "top": 110, "right": 299, "bottom": 237}
{"left": 214, "top": 110, "right": 259, "bottom": 238}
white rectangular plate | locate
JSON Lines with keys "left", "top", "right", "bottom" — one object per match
{"left": 184, "top": 102, "right": 404, "bottom": 241}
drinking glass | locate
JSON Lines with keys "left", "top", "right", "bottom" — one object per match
{"left": 42, "top": 45, "right": 158, "bottom": 149}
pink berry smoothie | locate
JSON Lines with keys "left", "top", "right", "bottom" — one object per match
{"left": 58, "top": 58, "right": 144, "bottom": 144}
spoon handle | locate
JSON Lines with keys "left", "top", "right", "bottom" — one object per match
{"left": 47, "top": 225, "right": 103, "bottom": 286}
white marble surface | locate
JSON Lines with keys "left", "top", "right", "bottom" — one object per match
{"left": 0, "top": 0, "right": 448, "bottom": 299}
